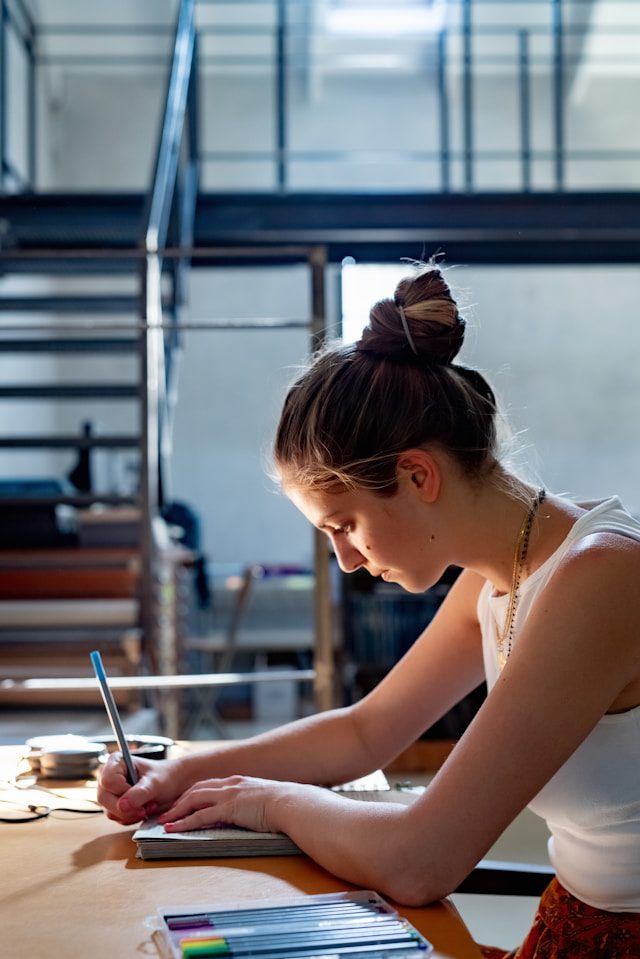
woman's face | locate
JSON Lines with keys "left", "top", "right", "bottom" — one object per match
{"left": 285, "top": 480, "right": 445, "bottom": 593}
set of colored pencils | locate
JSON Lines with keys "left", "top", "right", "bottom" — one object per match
{"left": 157, "top": 891, "right": 432, "bottom": 958}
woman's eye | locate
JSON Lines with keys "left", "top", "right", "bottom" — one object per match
{"left": 322, "top": 523, "right": 353, "bottom": 538}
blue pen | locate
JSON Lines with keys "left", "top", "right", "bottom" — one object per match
{"left": 90, "top": 649, "right": 138, "bottom": 785}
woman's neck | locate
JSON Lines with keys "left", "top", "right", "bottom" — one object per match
{"left": 443, "top": 472, "right": 581, "bottom": 594}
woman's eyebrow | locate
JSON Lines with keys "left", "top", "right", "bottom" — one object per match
{"left": 318, "top": 511, "right": 341, "bottom": 527}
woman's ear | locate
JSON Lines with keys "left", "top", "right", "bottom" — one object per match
{"left": 396, "top": 449, "right": 441, "bottom": 503}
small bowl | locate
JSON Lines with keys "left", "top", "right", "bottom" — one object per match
{"left": 89, "top": 734, "right": 173, "bottom": 761}
{"left": 37, "top": 743, "right": 107, "bottom": 779}
{"left": 25, "top": 734, "right": 104, "bottom": 772}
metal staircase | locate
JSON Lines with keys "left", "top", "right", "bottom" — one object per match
{"left": 2, "top": 0, "right": 640, "bottom": 731}
{"left": 0, "top": 0, "right": 199, "bottom": 710}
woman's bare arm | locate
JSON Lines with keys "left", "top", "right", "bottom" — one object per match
{"left": 100, "top": 569, "right": 485, "bottom": 820}
{"left": 260, "top": 536, "right": 640, "bottom": 904}
{"left": 182, "top": 568, "right": 486, "bottom": 784}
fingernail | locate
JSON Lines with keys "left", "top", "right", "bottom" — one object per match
{"left": 164, "top": 822, "right": 176, "bottom": 831}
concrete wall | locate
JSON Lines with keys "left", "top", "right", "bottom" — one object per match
{"left": 171, "top": 264, "right": 321, "bottom": 569}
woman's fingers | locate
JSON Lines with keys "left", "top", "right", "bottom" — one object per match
{"left": 97, "top": 753, "right": 163, "bottom": 823}
{"left": 158, "top": 776, "right": 275, "bottom": 834}
{"left": 96, "top": 755, "right": 131, "bottom": 818}
{"left": 163, "top": 804, "right": 232, "bottom": 833}
{"left": 159, "top": 783, "right": 224, "bottom": 824}
{"left": 116, "top": 777, "right": 160, "bottom": 820}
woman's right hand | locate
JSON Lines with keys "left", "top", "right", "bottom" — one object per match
{"left": 97, "top": 753, "right": 187, "bottom": 825}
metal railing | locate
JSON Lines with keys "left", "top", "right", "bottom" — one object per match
{"left": 2, "top": 0, "right": 640, "bottom": 195}
{"left": 0, "top": 240, "right": 335, "bottom": 736}
{"left": 139, "top": 0, "right": 198, "bottom": 711}
{"left": 0, "top": 0, "right": 36, "bottom": 191}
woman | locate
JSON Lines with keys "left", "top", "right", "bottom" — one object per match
{"left": 98, "top": 264, "right": 640, "bottom": 956}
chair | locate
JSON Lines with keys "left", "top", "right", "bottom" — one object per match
{"left": 183, "top": 564, "right": 314, "bottom": 735}
{"left": 456, "top": 859, "right": 554, "bottom": 896}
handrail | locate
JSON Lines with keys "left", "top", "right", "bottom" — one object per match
{"left": 10, "top": 1, "right": 640, "bottom": 196}
{"left": 0, "top": 670, "right": 316, "bottom": 693}
{"left": 145, "top": 0, "right": 197, "bottom": 253}
{"left": 140, "top": 0, "right": 198, "bottom": 679}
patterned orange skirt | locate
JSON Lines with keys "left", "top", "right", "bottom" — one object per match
{"left": 479, "top": 878, "right": 640, "bottom": 958}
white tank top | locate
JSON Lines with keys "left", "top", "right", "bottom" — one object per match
{"left": 477, "top": 497, "right": 640, "bottom": 911}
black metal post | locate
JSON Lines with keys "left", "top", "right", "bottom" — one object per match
{"left": 310, "top": 246, "right": 326, "bottom": 353}
{"left": 552, "top": 0, "right": 564, "bottom": 191}
{"left": 275, "top": 0, "right": 287, "bottom": 192}
{"left": 309, "top": 246, "right": 334, "bottom": 710}
{"left": 140, "top": 252, "right": 168, "bottom": 682}
{"left": 187, "top": 31, "right": 199, "bottom": 174}
{"left": 0, "top": 0, "right": 6, "bottom": 188}
{"left": 27, "top": 26, "right": 35, "bottom": 189}
{"left": 519, "top": 30, "right": 531, "bottom": 193}
{"left": 139, "top": 255, "right": 156, "bottom": 673}
{"left": 462, "top": 0, "right": 474, "bottom": 193}
{"left": 171, "top": 31, "right": 199, "bottom": 347}
{"left": 437, "top": 29, "right": 450, "bottom": 193}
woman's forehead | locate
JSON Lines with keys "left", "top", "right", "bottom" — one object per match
{"left": 284, "top": 482, "right": 388, "bottom": 527}
{"left": 286, "top": 483, "right": 341, "bottom": 513}
{"left": 285, "top": 483, "right": 355, "bottom": 522}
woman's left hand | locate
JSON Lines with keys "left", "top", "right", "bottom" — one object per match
{"left": 157, "top": 775, "right": 296, "bottom": 834}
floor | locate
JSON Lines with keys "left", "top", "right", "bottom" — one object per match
{"left": 0, "top": 704, "right": 550, "bottom": 952}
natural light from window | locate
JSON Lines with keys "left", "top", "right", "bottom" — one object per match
{"left": 326, "top": 0, "right": 447, "bottom": 37}
{"left": 341, "top": 261, "right": 409, "bottom": 343}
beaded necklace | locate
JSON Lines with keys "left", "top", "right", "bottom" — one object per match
{"left": 496, "top": 488, "right": 546, "bottom": 669}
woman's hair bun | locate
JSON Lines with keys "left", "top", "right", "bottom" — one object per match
{"left": 357, "top": 264, "right": 465, "bottom": 365}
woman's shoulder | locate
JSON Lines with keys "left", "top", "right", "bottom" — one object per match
{"left": 543, "top": 493, "right": 638, "bottom": 572}
{"left": 533, "top": 494, "right": 640, "bottom": 572}
{"left": 562, "top": 495, "right": 640, "bottom": 557}
{"left": 535, "top": 498, "right": 640, "bottom": 638}
{"left": 520, "top": 496, "right": 640, "bottom": 652}
{"left": 529, "top": 513, "right": 640, "bottom": 710}
{"left": 561, "top": 494, "right": 638, "bottom": 528}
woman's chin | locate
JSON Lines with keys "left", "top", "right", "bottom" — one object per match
{"left": 380, "top": 570, "right": 434, "bottom": 593}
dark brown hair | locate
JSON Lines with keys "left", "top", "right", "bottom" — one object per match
{"left": 274, "top": 264, "right": 498, "bottom": 495}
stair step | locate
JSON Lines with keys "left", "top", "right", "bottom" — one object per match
{"left": 0, "top": 435, "right": 139, "bottom": 449}
{"left": 0, "top": 256, "right": 141, "bottom": 275}
{"left": 0, "top": 384, "right": 140, "bottom": 399}
{"left": 0, "top": 494, "right": 140, "bottom": 507}
{"left": 0, "top": 565, "right": 138, "bottom": 599}
{"left": 0, "top": 598, "right": 138, "bottom": 628}
{"left": 0, "top": 295, "right": 141, "bottom": 313}
{"left": 0, "top": 337, "right": 140, "bottom": 353}
{"left": 0, "top": 627, "right": 142, "bottom": 644}
{"left": 0, "top": 192, "right": 146, "bottom": 249}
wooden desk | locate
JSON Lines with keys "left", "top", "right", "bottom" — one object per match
{"left": 0, "top": 746, "right": 481, "bottom": 959}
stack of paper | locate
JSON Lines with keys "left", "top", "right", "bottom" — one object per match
{"left": 135, "top": 821, "right": 300, "bottom": 858}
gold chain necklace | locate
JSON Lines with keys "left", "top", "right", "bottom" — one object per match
{"left": 496, "top": 488, "right": 546, "bottom": 669}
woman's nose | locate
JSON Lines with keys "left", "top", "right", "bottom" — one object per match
{"left": 333, "top": 538, "right": 365, "bottom": 573}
